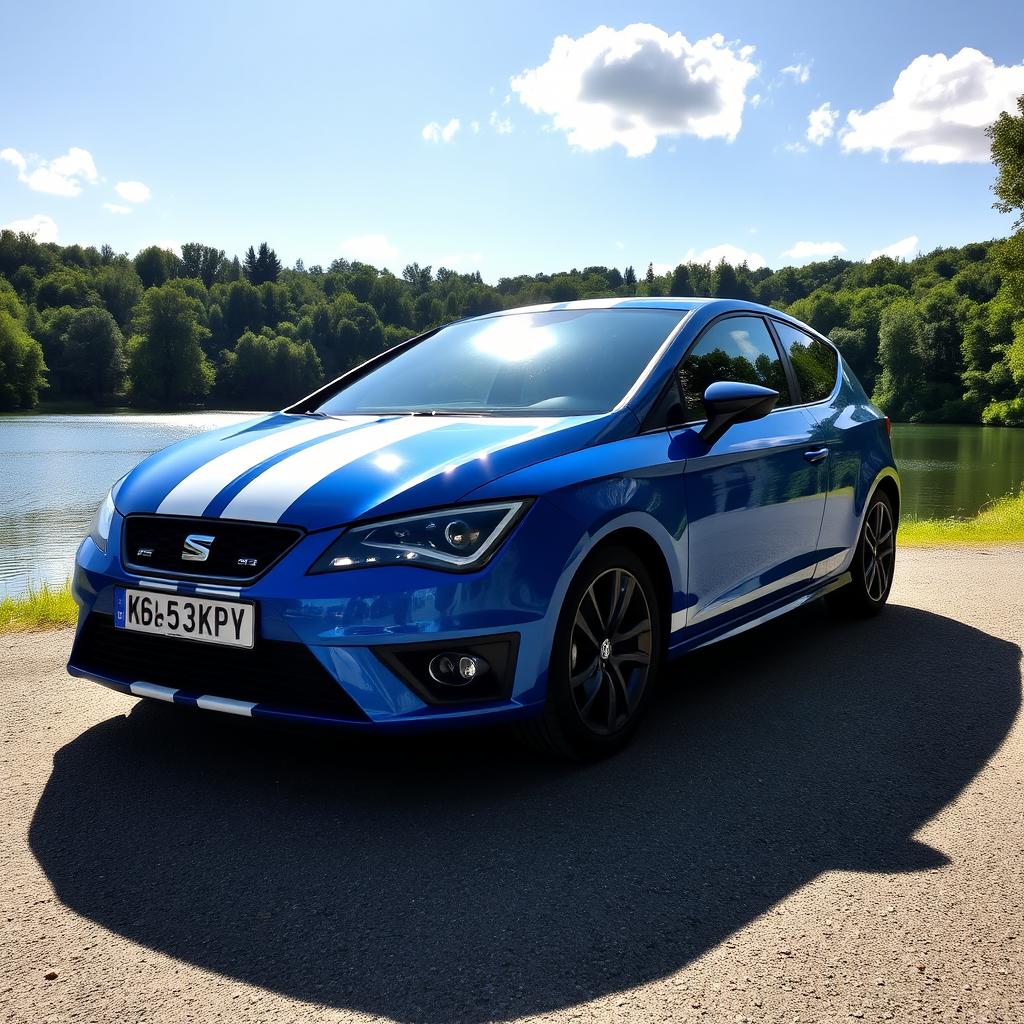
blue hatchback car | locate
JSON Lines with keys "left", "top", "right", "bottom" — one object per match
{"left": 69, "top": 298, "right": 899, "bottom": 758}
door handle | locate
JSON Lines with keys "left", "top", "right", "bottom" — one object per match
{"left": 803, "top": 447, "right": 829, "bottom": 464}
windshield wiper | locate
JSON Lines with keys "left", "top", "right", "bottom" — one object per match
{"left": 404, "top": 410, "right": 503, "bottom": 417}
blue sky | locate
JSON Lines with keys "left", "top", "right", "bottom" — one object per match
{"left": 2, "top": 0, "right": 1023, "bottom": 279}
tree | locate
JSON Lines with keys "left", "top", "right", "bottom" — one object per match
{"left": 243, "top": 242, "right": 282, "bottom": 285}
{"left": 669, "top": 264, "right": 692, "bottom": 297}
{"left": 36, "top": 268, "right": 99, "bottom": 310}
{"left": 95, "top": 264, "right": 143, "bottom": 330}
{"left": 623, "top": 265, "right": 637, "bottom": 290}
{"left": 711, "top": 260, "right": 739, "bottom": 298}
{"left": 217, "top": 330, "right": 322, "bottom": 408}
{"left": 60, "top": 307, "right": 127, "bottom": 402}
{"left": 218, "top": 279, "right": 264, "bottom": 340}
{"left": 872, "top": 300, "right": 925, "bottom": 420}
{"left": 402, "top": 263, "right": 433, "bottom": 293}
{"left": 0, "top": 297, "right": 46, "bottom": 411}
{"left": 989, "top": 95, "right": 1024, "bottom": 228}
{"left": 128, "top": 285, "right": 213, "bottom": 407}
{"left": 181, "top": 243, "right": 225, "bottom": 288}
{"left": 829, "top": 327, "right": 875, "bottom": 393}
{"left": 134, "top": 245, "right": 180, "bottom": 288}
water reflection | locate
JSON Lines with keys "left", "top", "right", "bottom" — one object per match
{"left": 890, "top": 423, "right": 1024, "bottom": 520}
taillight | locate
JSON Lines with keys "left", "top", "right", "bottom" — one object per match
{"left": 884, "top": 416, "right": 891, "bottom": 436}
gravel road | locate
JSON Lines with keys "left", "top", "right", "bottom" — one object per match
{"left": 2, "top": 547, "right": 1023, "bottom": 1024}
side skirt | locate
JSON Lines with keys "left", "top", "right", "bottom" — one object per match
{"left": 668, "top": 571, "right": 852, "bottom": 657}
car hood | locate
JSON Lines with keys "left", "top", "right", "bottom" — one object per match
{"left": 115, "top": 411, "right": 612, "bottom": 531}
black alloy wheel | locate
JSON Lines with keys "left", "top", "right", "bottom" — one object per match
{"left": 515, "top": 545, "right": 662, "bottom": 760}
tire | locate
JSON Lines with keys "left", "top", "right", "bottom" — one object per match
{"left": 826, "top": 490, "right": 896, "bottom": 618}
{"left": 515, "top": 544, "right": 662, "bottom": 761}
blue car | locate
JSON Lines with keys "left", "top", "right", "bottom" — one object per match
{"left": 69, "top": 298, "right": 899, "bottom": 758}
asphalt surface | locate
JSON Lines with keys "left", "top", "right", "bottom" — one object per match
{"left": 2, "top": 547, "right": 1023, "bottom": 1024}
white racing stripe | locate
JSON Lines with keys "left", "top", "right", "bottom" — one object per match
{"left": 196, "top": 694, "right": 256, "bottom": 717}
{"left": 157, "top": 416, "right": 373, "bottom": 516}
{"left": 130, "top": 681, "right": 255, "bottom": 717}
{"left": 371, "top": 417, "right": 566, "bottom": 506}
{"left": 130, "top": 681, "right": 178, "bottom": 702}
{"left": 135, "top": 578, "right": 178, "bottom": 592}
{"left": 221, "top": 415, "right": 451, "bottom": 523}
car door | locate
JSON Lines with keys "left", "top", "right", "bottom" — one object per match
{"left": 769, "top": 319, "right": 846, "bottom": 579}
{"left": 670, "top": 313, "right": 830, "bottom": 629}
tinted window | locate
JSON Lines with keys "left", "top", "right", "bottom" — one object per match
{"left": 315, "top": 308, "right": 683, "bottom": 417}
{"left": 679, "top": 316, "right": 791, "bottom": 416}
{"left": 774, "top": 322, "right": 838, "bottom": 403}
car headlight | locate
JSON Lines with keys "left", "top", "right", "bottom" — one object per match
{"left": 89, "top": 478, "right": 124, "bottom": 553}
{"left": 309, "top": 501, "right": 530, "bottom": 573}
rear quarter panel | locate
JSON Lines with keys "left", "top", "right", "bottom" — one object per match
{"left": 806, "top": 357, "right": 898, "bottom": 577}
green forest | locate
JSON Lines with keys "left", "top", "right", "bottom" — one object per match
{"left": 2, "top": 99, "right": 1023, "bottom": 424}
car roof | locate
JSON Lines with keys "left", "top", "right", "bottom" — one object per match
{"left": 472, "top": 296, "right": 783, "bottom": 318}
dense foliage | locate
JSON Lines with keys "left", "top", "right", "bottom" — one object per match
{"left": 0, "top": 100, "right": 1022, "bottom": 421}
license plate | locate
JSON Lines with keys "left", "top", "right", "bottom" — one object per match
{"left": 114, "top": 588, "right": 255, "bottom": 649}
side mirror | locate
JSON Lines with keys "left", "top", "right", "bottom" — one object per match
{"left": 699, "top": 381, "right": 779, "bottom": 446}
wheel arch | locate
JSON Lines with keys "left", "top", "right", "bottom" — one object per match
{"left": 573, "top": 524, "right": 675, "bottom": 655}
{"left": 871, "top": 473, "right": 901, "bottom": 526}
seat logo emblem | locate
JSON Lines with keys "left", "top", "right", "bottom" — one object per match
{"left": 182, "top": 534, "right": 215, "bottom": 562}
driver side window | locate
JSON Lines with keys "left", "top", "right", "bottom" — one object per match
{"left": 679, "top": 316, "right": 791, "bottom": 417}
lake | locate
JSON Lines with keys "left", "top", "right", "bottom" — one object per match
{"left": 2, "top": 413, "right": 1023, "bottom": 598}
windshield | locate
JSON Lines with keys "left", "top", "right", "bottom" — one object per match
{"left": 314, "top": 308, "right": 684, "bottom": 417}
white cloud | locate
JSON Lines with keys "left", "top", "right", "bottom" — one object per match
{"left": 489, "top": 110, "right": 513, "bottom": 135}
{"left": 103, "top": 202, "right": 132, "bottom": 215}
{"left": 2, "top": 213, "right": 59, "bottom": 243}
{"left": 750, "top": 93, "right": 762, "bottom": 108}
{"left": 339, "top": 233, "right": 399, "bottom": 266}
{"left": 654, "top": 242, "right": 766, "bottom": 275}
{"left": 781, "top": 62, "right": 811, "bottom": 84}
{"left": 807, "top": 102, "right": 838, "bottom": 145}
{"left": 784, "top": 141, "right": 808, "bottom": 154}
{"left": 842, "top": 47, "right": 1024, "bottom": 163}
{"left": 1, "top": 146, "right": 98, "bottom": 196}
{"left": 690, "top": 243, "right": 765, "bottom": 269}
{"left": 422, "top": 118, "right": 460, "bottom": 143}
{"left": 511, "top": 23, "right": 758, "bottom": 157}
{"left": 783, "top": 239, "right": 846, "bottom": 261}
{"left": 0, "top": 147, "right": 27, "bottom": 173}
{"left": 868, "top": 234, "right": 919, "bottom": 260}
{"left": 471, "top": 120, "right": 481, "bottom": 133}
{"left": 115, "top": 180, "right": 151, "bottom": 202}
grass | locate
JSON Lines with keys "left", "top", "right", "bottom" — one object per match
{"left": 0, "top": 580, "right": 78, "bottom": 634}
{"left": 899, "top": 487, "right": 1024, "bottom": 546}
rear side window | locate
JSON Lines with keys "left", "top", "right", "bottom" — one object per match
{"left": 774, "top": 321, "right": 838, "bottom": 403}
{"left": 679, "top": 315, "right": 791, "bottom": 416}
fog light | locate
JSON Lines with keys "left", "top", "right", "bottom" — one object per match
{"left": 429, "top": 652, "right": 490, "bottom": 687}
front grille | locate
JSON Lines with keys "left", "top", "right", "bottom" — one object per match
{"left": 122, "top": 515, "right": 302, "bottom": 582}
{"left": 72, "top": 614, "right": 368, "bottom": 720}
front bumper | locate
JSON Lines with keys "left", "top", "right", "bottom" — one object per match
{"left": 68, "top": 501, "right": 584, "bottom": 731}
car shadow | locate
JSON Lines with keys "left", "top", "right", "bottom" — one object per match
{"left": 30, "top": 602, "right": 1021, "bottom": 1022}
